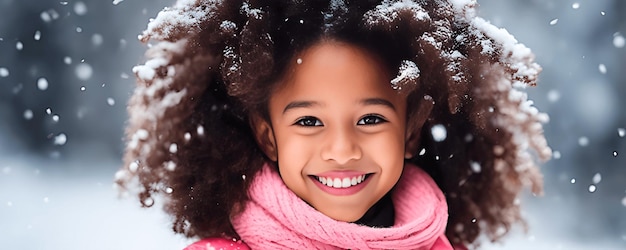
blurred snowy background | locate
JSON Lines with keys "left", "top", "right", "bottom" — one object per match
{"left": 0, "top": 0, "right": 624, "bottom": 249}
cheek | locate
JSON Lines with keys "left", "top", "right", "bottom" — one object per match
{"left": 275, "top": 134, "right": 316, "bottom": 197}
{"left": 363, "top": 130, "right": 406, "bottom": 180}
{"left": 275, "top": 133, "right": 315, "bottom": 171}
{"left": 363, "top": 128, "right": 406, "bottom": 159}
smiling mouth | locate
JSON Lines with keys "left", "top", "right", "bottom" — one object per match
{"left": 311, "top": 174, "right": 372, "bottom": 188}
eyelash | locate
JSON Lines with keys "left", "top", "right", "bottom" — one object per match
{"left": 293, "top": 114, "right": 387, "bottom": 127}
{"left": 357, "top": 114, "right": 387, "bottom": 125}
{"left": 294, "top": 116, "right": 323, "bottom": 127}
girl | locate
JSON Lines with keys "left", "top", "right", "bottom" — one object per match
{"left": 116, "top": 0, "right": 551, "bottom": 249}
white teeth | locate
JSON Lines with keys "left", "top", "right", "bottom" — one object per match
{"left": 341, "top": 178, "right": 351, "bottom": 187}
{"left": 333, "top": 178, "right": 341, "bottom": 188}
{"left": 315, "top": 174, "right": 367, "bottom": 189}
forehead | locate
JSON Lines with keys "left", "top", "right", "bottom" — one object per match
{"left": 272, "top": 41, "right": 398, "bottom": 102}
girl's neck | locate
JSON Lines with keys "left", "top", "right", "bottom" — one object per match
{"left": 354, "top": 191, "right": 395, "bottom": 228}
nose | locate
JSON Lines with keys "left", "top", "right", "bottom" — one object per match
{"left": 320, "top": 125, "right": 362, "bottom": 165}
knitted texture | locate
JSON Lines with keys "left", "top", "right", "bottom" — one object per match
{"left": 232, "top": 163, "right": 451, "bottom": 249}
{"left": 184, "top": 237, "right": 250, "bottom": 250}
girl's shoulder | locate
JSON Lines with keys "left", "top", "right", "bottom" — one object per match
{"left": 184, "top": 237, "right": 250, "bottom": 250}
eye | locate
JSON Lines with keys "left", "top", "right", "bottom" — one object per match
{"left": 357, "top": 114, "right": 387, "bottom": 125}
{"left": 294, "top": 116, "right": 323, "bottom": 127}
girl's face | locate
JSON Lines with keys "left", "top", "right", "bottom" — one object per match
{"left": 256, "top": 41, "right": 411, "bottom": 222}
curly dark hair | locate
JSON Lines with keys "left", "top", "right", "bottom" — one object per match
{"left": 115, "top": 0, "right": 551, "bottom": 248}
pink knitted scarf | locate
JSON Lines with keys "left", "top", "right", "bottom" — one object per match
{"left": 232, "top": 163, "right": 452, "bottom": 249}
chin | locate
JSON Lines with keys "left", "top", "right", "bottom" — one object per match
{"left": 319, "top": 207, "right": 367, "bottom": 223}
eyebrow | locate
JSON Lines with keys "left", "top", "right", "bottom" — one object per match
{"left": 360, "top": 98, "right": 396, "bottom": 111}
{"left": 282, "top": 98, "right": 395, "bottom": 114}
{"left": 283, "top": 101, "right": 319, "bottom": 114}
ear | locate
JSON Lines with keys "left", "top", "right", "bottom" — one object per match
{"left": 250, "top": 113, "right": 278, "bottom": 162}
{"left": 404, "top": 131, "right": 421, "bottom": 159}
{"left": 404, "top": 97, "right": 434, "bottom": 159}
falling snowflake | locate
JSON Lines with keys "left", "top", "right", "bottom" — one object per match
{"left": 165, "top": 161, "right": 176, "bottom": 171}
{"left": 91, "top": 34, "right": 104, "bottom": 46}
{"left": 470, "top": 161, "right": 481, "bottom": 173}
{"left": 128, "top": 161, "right": 139, "bottom": 173}
{"left": 75, "top": 63, "right": 93, "bottom": 80}
{"left": 53, "top": 133, "right": 67, "bottom": 145}
{"left": 40, "top": 9, "right": 60, "bottom": 23}
{"left": 74, "top": 1, "right": 88, "bottom": 15}
{"left": 431, "top": 124, "right": 447, "bottom": 142}
{"left": 588, "top": 184, "right": 597, "bottom": 193}
{"left": 547, "top": 90, "right": 560, "bottom": 102}
{"left": 142, "top": 197, "right": 154, "bottom": 206}
{"left": 37, "top": 78, "right": 49, "bottom": 91}
{"left": 592, "top": 173, "right": 602, "bottom": 184}
{"left": 0, "top": 67, "right": 9, "bottom": 77}
{"left": 23, "top": 109, "right": 33, "bottom": 120}
{"left": 169, "top": 143, "right": 178, "bottom": 153}
{"left": 614, "top": 34, "right": 625, "bottom": 48}
{"left": 197, "top": 125, "right": 205, "bottom": 136}
{"left": 549, "top": 19, "right": 558, "bottom": 25}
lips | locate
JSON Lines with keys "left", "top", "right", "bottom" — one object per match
{"left": 309, "top": 172, "right": 373, "bottom": 196}
{"left": 313, "top": 174, "right": 369, "bottom": 188}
